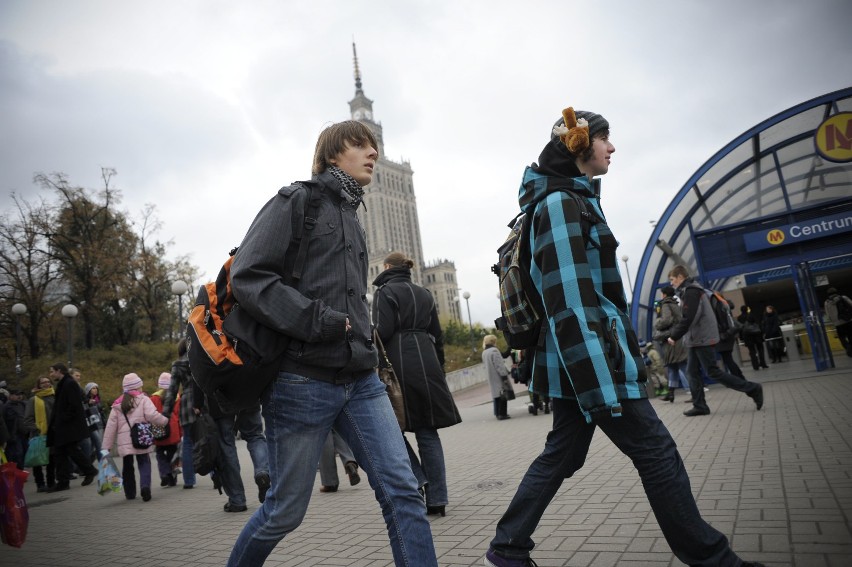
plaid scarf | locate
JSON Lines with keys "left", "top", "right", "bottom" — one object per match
{"left": 327, "top": 166, "right": 365, "bottom": 208}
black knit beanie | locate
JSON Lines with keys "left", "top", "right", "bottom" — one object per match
{"left": 533, "top": 110, "right": 609, "bottom": 178}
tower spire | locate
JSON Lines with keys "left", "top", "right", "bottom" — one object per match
{"left": 352, "top": 41, "right": 363, "bottom": 95}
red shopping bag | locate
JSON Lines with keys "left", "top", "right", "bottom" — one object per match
{"left": 0, "top": 463, "right": 29, "bottom": 548}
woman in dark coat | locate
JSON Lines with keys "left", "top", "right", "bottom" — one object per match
{"left": 653, "top": 286, "right": 689, "bottom": 402}
{"left": 373, "top": 251, "right": 462, "bottom": 517}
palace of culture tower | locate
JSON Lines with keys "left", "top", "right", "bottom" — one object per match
{"left": 348, "top": 44, "right": 461, "bottom": 322}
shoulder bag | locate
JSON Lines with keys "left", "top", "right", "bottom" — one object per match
{"left": 373, "top": 329, "right": 406, "bottom": 430}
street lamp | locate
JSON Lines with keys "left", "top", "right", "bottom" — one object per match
{"left": 61, "top": 303, "right": 78, "bottom": 368}
{"left": 620, "top": 255, "right": 634, "bottom": 296}
{"left": 171, "top": 280, "right": 189, "bottom": 338}
{"left": 462, "top": 291, "right": 476, "bottom": 353}
{"left": 12, "top": 303, "right": 27, "bottom": 378}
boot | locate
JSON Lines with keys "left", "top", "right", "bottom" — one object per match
{"left": 497, "top": 398, "right": 511, "bottom": 420}
{"left": 493, "top": 398, "right": 501, "bottom": 418}
{"left": 662, "top": 387, "right": 675, "bottom": 403}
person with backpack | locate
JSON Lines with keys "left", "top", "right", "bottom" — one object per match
{"left": 483, "top": 106, "right": 764, "bottom": 567}
{"left": 150, "top": 373, "right": 181, "bottom": 488}
{"left": 824, "top": 287, "right": 852, "bottom": 357}
{"left": 162, "top": 338, "right": 199, "bottom": 489}
{"left": 667, "top": 265, "right": 764, "bottom": 417}
{"left": 225, "top": 120, "right": 437, "bottom": 567}
{"left": 738, "top": 306, "right": 769, "bottom": 370}
{"left": 100, "top": 373, "right": 168, "bottom": 501}
{"left": 761, "top": 305, "right": 784, "bottom": 363}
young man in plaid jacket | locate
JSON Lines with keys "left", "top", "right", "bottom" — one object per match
{"left": 484, "top": 106, "right": 764, "bottom": 567}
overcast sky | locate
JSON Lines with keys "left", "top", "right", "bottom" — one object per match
{"left": 2, "top": 0, "right": 851, "bottom": 327}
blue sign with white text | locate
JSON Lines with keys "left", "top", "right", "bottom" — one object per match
{"left": 743, "top": 211, "right": 852, "bottom": 252}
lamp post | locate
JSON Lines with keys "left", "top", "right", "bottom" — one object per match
{"left": 620, "top": 254, "right": 633, "bottom": 296}
{"left": 61, "top": 303, "right": 78, "bottom": 368}
{"left": 12, "top": 303, "right": 27, "bottom": 378}
{"left": 462, "top": 291, "right": 476, "bottom": 353}
{"left": 171, "top": 280, "right": 189, "bottom": 339}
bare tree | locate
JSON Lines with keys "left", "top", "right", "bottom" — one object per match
{"left": 35, "top": 168, "right": 138, "bottom": 349}
{"left": 0, "top": 194, "right": 62, "bottom": 359}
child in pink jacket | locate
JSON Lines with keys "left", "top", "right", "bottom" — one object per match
{"left": 101, "top": 373, "right": 168, "bottom": 501}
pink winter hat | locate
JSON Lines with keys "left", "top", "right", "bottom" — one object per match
{"left": 122, "top": 373, "right": 143, "bottom": 392}
{"left": 158, "top": 372, "right": 172, "bottom": 389}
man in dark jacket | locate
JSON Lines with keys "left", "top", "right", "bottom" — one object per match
{"left": 2, "top": 389, "right": 28, "bottom": 469}
{"left": 46, "top": 363, "right": 97, "bottom": 491}
{"left": 226, "top": 120, "right": 436, "bottom": 567}
{"left": 667, "top": 266, "right": 764, "bottom": 417}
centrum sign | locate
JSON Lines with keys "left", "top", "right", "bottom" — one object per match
{"left": 744, "top": 211, "right": 852, "bottom": 252}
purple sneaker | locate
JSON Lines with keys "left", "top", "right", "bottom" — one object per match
{"left": 484, "top": 549, "right": 538, "bottom": 567}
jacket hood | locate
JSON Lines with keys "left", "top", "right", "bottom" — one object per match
{"left": 518, "top": 166, "right": 600, "bottom": 214}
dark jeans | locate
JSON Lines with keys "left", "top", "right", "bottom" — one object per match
{"left": 490, "top": 398, "right": 742, "bottom": 566}
{"left": 717, "top": 350, "right": 745, "bottom": 380}
{"left": 33, "top": 458, "right": 56, "bottom": 488}
{"left": 54, "top": 440, "right": 98, "bottom": 486}
{"left": 122, "top": 453, "right": 152, "bottom": 499}
{"left": 745, "top": 340, "right": 767, "bottom": 370}
{"left": 687, "top": 346, "right": 761, "bottom": 413}
{"left": 155, "top": 444, "right": 179, "bottom": 480}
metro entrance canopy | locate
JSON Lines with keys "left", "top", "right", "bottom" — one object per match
{"left": 631, "top": 87, "right": 852, "bottom": 370}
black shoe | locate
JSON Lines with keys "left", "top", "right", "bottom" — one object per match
{"left": 683, "top": 408, "right": 710, "bottom": 417}
{"left": 224, "top": 502, "right": 248, "bottom": 512}
{"left": 426, "top": 505, "right": 446, "bottom": 517}
{"left": 662, "top": 391, "right": 674, "bottom": 403}
{"left": 543, "top": 403, "right": 550, "bottom": 414}
{"left": 161, "top": 476, "right": 170, "bottom": 487}
{"left": 81, "top": 473, "right": 96, "bottom": 487}
{"left": 255, "top": 472, "right": 271, "bottom": 503}
{"left": 319, "top": 485, "right": 338, "bottom": 493}
{"left": 168, "top": 474, "right": 177, "bottom": 487}
{"left": 141, "top": 487, "right": 151, "bottom": 502}
{"left": 741, "top": 562, "right": 766, "bottom": 567}
{"left": 344, "top": 461, "right": 361, "bottom": 486}
{"left": 183, "top": 484, "right": 194, "bottom": 489}
{"left": 751, "top": 384, "right": 764, "bottom": 410}
{"left": 46, "top": 484, "right": 70, "bottom": 493}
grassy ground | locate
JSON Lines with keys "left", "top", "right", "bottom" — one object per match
{"left": 8, "top": 340, "right": 486, "bottom": 402}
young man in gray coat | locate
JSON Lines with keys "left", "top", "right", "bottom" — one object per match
{"left": 667, "top": 265, "right": 764, "bottom": 416}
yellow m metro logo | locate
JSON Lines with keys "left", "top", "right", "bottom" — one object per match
{"left": 766, "top": 229, "right": 785, "bottom": 245}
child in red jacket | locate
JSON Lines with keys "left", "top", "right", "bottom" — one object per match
{"left": 150, "top": 372, "right": 182, "bottom": 487}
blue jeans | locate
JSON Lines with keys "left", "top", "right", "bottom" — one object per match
{"left": 490, "top": 397, "right": 742, "bottom": 566}
{"left": 687, "top": 346, "right": 760, "bottom": 413}
{"left": 181, "top": 424, "right": 196, "bottom": 486}
{"left": 404, "top": 429, "right": 448, "bottom": 508}
{"left": 227, "top": 371, "right": 437, "bottom": 567}
{"left": 236, "top": 406, "right": 269, "bottom": 479}
{"left": 665, "top": 361, "right": 688, "bottom": 389}
{"left": 217, "top": 416, "right": 247, "bottom": 507}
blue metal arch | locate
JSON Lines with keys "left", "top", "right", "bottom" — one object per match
{"left": 629, "top": 86, "right": 852, "bottom": 341}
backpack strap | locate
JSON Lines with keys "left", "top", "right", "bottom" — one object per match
{"left": 291, "top": 183, "right": 322, "bottom": 281}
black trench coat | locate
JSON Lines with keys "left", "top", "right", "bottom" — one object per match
{"left": 373, "top": 267, "right": 462, "bottom": 432}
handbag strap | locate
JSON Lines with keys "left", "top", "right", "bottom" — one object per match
{"left": 373, "top": 329, "right": 393, "bottom": 368}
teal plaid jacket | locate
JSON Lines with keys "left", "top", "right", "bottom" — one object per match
{"left": 519, "top": 167, "right": 647, "bottom": 422}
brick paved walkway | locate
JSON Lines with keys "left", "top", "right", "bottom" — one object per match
{"left": 3, "top": 355, "right": 851, "bottom": 566}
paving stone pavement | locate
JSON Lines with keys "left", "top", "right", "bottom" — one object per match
{"left": 3, "top": 355, "right": 851, "bottom": 566}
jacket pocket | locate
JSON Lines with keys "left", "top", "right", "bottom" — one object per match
{"left": 603, "top": 318, "right": 625, "bottom": 373}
